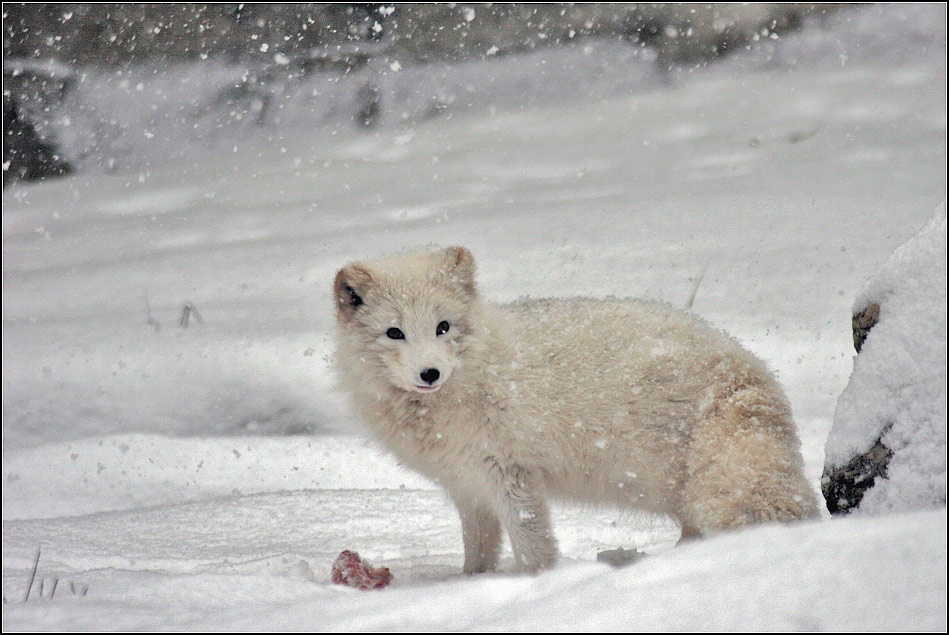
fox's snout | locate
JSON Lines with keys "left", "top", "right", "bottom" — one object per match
{"left": 420, "top": 368, "right": 441, "bottom": 385}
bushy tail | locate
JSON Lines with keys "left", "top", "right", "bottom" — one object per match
{"left": 679, "top": 376, "right": 819, "bottom": 537}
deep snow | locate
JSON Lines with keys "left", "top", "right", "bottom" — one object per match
{"left": 3, "top": 507, "right": 945, "bottom": 631}
{"left": 3, "top": 4, "right": 947, "bottom": 631}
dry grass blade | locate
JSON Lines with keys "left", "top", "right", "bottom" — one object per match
{"left": 23, "top": 547, "right": 40, "bottom": 603}
{"left": 180, "top": 302, "right": 204, "bottom": 328}
{"left": 684, "top": 264, "right": 709, "bottom": 311}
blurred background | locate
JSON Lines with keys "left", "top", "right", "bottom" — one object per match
{"left": 1, "top": 2, "right": 946, "bottom": 490}
{"left": 6, "top": 3, "right": 942, "bottom": 182}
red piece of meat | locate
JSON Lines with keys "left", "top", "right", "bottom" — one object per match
{"left": 331, "top": 550, "right": 393, "bottom": 590}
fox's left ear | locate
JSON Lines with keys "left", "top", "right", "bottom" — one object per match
{"left": 444, "top": 246, "right": 477, "bottom": 296}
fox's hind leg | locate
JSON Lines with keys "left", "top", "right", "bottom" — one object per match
{"left": 453, "top": 496, "right": 502, "bottom": 574}
{"left": 678, "top": 381, "right": 819, "bottom": 536}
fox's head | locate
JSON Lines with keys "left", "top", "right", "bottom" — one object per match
{"left": 334, "top": 246, "right": 479, "bottom": 395}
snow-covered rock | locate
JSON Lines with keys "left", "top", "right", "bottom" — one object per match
{"left": 823, "top": 202, "right": 948, "bottom": 515}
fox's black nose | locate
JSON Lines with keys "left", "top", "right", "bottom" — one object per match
{"left": 420, "top": 368, "right": 440, "bottom": 385}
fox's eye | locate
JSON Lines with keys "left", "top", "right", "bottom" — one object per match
{"left": 386, "top": 327, "right": 405, "bottom": 340}
{"left": 436, "top": 321, "right": 450, "bottom": 336}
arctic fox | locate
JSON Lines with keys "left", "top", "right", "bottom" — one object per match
{"left": 333, "top": 246, "right": 818, "bottom": 573}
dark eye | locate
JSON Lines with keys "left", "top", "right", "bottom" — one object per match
{"left": 386, "top": 327, "right": 405, "bottom": 340}
{"left": 436, "top": 321, "right": 450, "bottom": 336}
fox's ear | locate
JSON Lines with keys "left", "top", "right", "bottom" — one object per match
{"left": 444, "top": 246, "right": 477, "bottom": 296}
{"left": 334, "top": 264, "right": 373, "bottom": 321}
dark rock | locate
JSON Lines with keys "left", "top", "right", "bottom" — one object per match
{"left": 821, "top": 432, "right": 893, "bottom": 515}
{"left": 3, "top": 97, "right": 71, "bottom": 187}
{"left": 3, "top": 59, "right": 75, "bottom": 186}
{"left": 852, "top": 302, "right": 880, "bottom": 353}
{"left": 596, "top": 547, "right": 646, "bottom": 567}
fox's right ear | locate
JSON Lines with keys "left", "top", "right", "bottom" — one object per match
{"left": 444, "top": 246, "right": 477, "bottom": 297}
{"left": 334, "top": 264, "right": 373, "bottom": 321}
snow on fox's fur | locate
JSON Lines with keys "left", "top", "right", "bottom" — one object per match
{"left": 333, "top": 246, "right": 818, "bottom": 572}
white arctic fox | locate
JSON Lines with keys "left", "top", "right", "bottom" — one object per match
{"left": 333, "top": 246, "right": 818, "bottom": 573}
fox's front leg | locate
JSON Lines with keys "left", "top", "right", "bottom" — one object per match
{"left": 453, "top": 496, "right": 502, "bottom": 574}
{"left": 485, "top": 457, "right": 558, "bottom": 572}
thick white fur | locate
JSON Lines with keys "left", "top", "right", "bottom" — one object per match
{"left": 333, "top": 247, "right": 818, "bottom": 573}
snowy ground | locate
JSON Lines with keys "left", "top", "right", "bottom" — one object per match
{"left": 3, "top": 5, "right": 947, "bottom": 631}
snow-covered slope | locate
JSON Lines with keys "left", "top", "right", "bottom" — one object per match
{"left": 3, "top": 4, "right": 946, "bottom": 630}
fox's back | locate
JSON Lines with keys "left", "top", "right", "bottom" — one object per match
{"left": 497, "top": 297, "right": 757, "bottom": 413}
{"left": 489, "top": 298, "right": 786, "bottom": 496}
